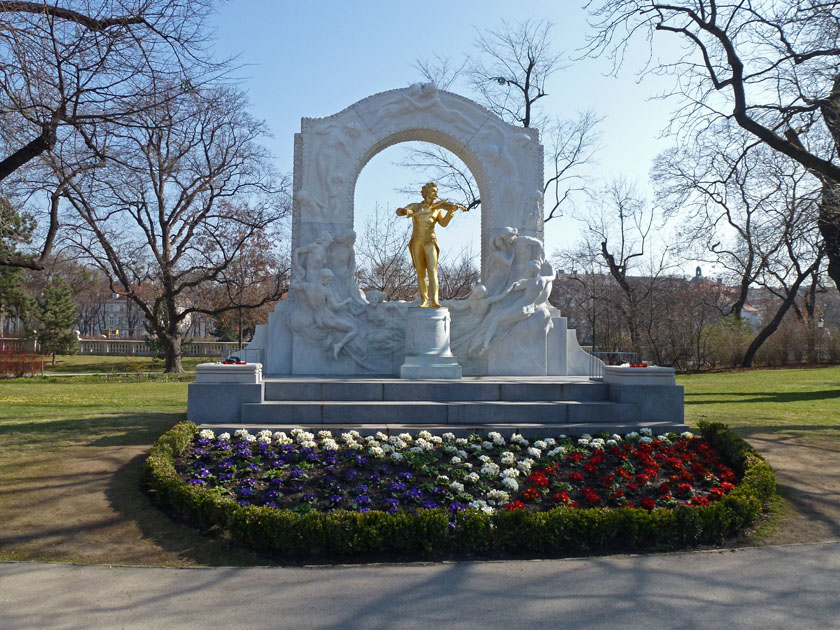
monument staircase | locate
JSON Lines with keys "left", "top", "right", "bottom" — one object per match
{"left": 199, "top": 375, "right": 687, "bottom": 438}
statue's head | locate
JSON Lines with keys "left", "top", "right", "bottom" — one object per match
{"left": 366, "top": 289, "right": 386, "bottom": 304}
{"left": 470, "top": 284, "right": 487, "bottom": 299}
{"left": 526, "top": 260, "right": 541, "bottom": 276}
{"left": 421, "top": 182, "right": 438, "bottom": 201}
{"left": 318, "top": 268, "right": 334, "bottom": 284}
{"left": 317, "top": 231, "right": 334, "bottom": 245}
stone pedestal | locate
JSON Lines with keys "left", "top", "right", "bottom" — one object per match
{"left": 400, "top": 307, "right": 462, "bottom": 379}
{"left": 188, "top": 362, "right": 264, "bottom": 423}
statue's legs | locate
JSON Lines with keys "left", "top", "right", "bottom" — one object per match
{"left": 424, "top": 243, "right": 441, "bottom": 307}
{"left": 411, "top": 241, "right": 430, "bottom": 307}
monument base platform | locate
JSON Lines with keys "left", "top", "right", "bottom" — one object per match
{"left": 188, "top": 369, "right": 686, "bottom": 437}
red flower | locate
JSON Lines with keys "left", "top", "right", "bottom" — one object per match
{"left": 584, "top": 463, "right": 598, "bottom": 475}
{"left": 676, "top": 483, "right": 694, "bottom": 498}
{"left": 640, "top": 497, "right": 656, "bottom": 511}
{"left": 720, "top": 481, "right": 735, "bottom": 492}
{"left": 553, "top": 490, "right": 570, "bottom": 504}
{"left": 709, "top": 487, "right": 725, "bottom": 501}
{"left": 566, "top": 452, "right": 585, "bottom": 464}
{"left": 522, "top": 487, "right": 541, "bottom": 500}
{"left": 690, "top": 495, "right": 711, "bottom": 507}
{"left": 503, "top": 500, "right": 527, "bottom": 511}
{"left": 529, "top": 471, "right": 549, "bottom": 487}
{"left": 582, "top": 486, "right": 602, "bottom": 506}
{"left": 568, "top": 472, "right": 585, "bottom": 483}
{"left": 544, "top": 464, "right": 557, "bottom": 475}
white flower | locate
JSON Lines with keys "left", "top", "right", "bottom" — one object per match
{"left": 234, "top": 429, "right": 250, "bottom": 438}
{"left": 510, "top": 433, "right": 529, "bottom": 446}
{"left": 577, "top": 438, "right": 591, "bottom": 447}
{"left": 465, "top": 472, "right": 480, "bottom": 484}
{"left": 198, "top": 429, "right": 215, "bottom": 440}
{"left": 376, "top": 431, "right": 389, "bottom": 442}
{"left": 478, "top": 454, "right": 491, "bottom": 463}
{"left": 486, "top": 489, "right": 510, "bottom": 505}
{"left": 626, "top": 431, "right": 640, "bottom": 441}
{"left": 418, "top": 430, "right": 433, "bottom": 440}
{"left": 487, "top": 431, "right": 502, "bottom": 441}
{"left": 348, "top": 442, "right": 363, "bottom": 451}
{"left": 449, "top": 481, "right": 464, "bottom": 493}
{"left": 442, "top": 432, "right": 456, "bottom": 442}
{"left": 289, "top": 428, "right": 303, "bottom": 437}
{"left": 463, "top": 462, "right": 473, "bottom": 469}
{"left": 657, "top": 435, "right": 671, "bottom": 444}
{"left": 381, "top": 443, "right": 393, "bottom": 454}
{"left": 544, "top": 438, "right": 556, "bottom": 447}
{"left": 322, "top": 439, "right": 339, "bottom": 451}
{"left": 547, "top": 446, "right": 565, "bottom": 458}
{"left": 500, "top": 451, "right": 516, "bottom": 465}
{"left": 295, "top": 431, "right": 314, "bottom": 444}
{"left": 455, "top": 438, "right": 468, "bottom": 447}
{"left": 258, "top": 435, "right": 272, "bottom": 444}
{"left": 681, "top": 431, "right": 694, "bottom": 439}
{"left": 481, "top": 441, "right": 494, "bottom": 450}
{"left": 580, "top": 433, "right": 592, "bottom": 440}
{"left": 517, "top": 459, "right": 533, "bottom": 474}
{"left": 606, "top": 439, "right": 618, "bottom": 447}
{"left": 368, "top": 446, "right": 385, "bottom": 458}
{"left": 272, "top": 431, "right": 286, "bottom": 441}
{"left": 468, "top": 499, "right": 495, "bottom": 515}
{"left": 257, "top": 429, "right": 272, "bottom": 439}
{"left": 480, "top": 462, "right": 500, "bottom": 478}
{"left": 457, "top": 449, "right": 469, "bottom": 459}
{"left": 640, "top": 427, "right": 653, "bottom": 437}
{"left": 436, "top": 475, "right": 450, "bottom": 485}
{"left": 398, "top": 433, "right": 413, "bottom": 443}
{"left": 218, "top": 432, "right": 230, "bottom": 441}
{"left": 610, "top": 434, "right": 623, "bottom": 442}
{"left": 451, "top": 456, "right": 462, "bottom": 464}
{"left": 492, "top": 435, "right": 506, "bottom": 447}
{"left": 364, "top": 435, "right": 378, "bottom": 445}
{"left": 527, "top": 447, "right": 542, "bottom": 458}
{"left": 409, "top": 446, "right": 423, "bottom": 453}
{"left": 430, "top": 436, "right": 443, "bottom": 445}
{"left": 244, "top": 434, "right": 257, "bottom": 443}
{"left": 501, "top": 477, "right": 519, "bottom": 492}
{"left": 533, "top": 440, "right": 547, "bottom": 450}
{"left": 639, "top": 436, "right": 653, "bottom": 444}
{"left": 444, "top": 445, "right": 458, "bottom": 454}
{"left": 501, "top": 467, "right": 520, "bottom": 479}
{"left": 390, "top": 452, "right": 403, "bottom": 462}
{"left": 301, "top": 440, "right": 317, "bottom": 448}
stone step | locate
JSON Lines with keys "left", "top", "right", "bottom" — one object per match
{"left": 199, "top": 421, "right": 690, "bottom": 440}
{"left": 240, "top": 399, "right": 638, "bottom": 425}
{"left": 262, "top": 378, "right": 609, "bottom": 403}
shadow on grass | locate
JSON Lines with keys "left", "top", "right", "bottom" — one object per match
{"left": 105, "top": 452, "right": 268, "bottom": 567}
{"left": 0, "top": 412, "right": 186, "bottom": 447}
{"left": 685, "top": 389, "right": 840, "bottom": 405}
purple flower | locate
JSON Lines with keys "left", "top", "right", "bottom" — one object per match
{"left": 193, "top": 447, "right": 207, "bottom": 458}
{"left": 217, "top": 459, "right": 234, "bottom": 472}
{"left": 196, "top": 437, "right": 212, "bottom": 447}
{"left": 188, "top": 478, "right": 205, "bottom": 486}
{"left": 324, "top": 455, "right": 338, "bottom": 465}
{"left": 368, "top": 473, "right": 381, "bottom": 483}
{"left": 357, "top": 507, "right": 370, "bottom": 513}
{"left": 327, "top": 494, "right": 343, "bottom": 507}
{"left": 420, "top": 500, "right": 439, "bottom": 509}
{"left": 265, "top": 489, "right": 282, "bottom": 501}
{"left": 387, "top": 481, "right": 407, "bottom": 495}
{"left": 355, "top": 495, "right": 372, "bottom": 507}
{"left": 214, "top": 439, "right": 230, "bottom": 450}
{"left": 289, "top": 469, "right": 306, "bottom": 480}
{"left": 448, "top": 502, "right": 467, "bottom": 514}
{"left": 344, "top": 469, "right": 359, "bottom": 481}
{"left": 407, "top": 488, "right": 424, "bottom": 503}
{"left": 236, "top": 486, "right": 256, "bottom": 498}
{"left": 354, "top": 456, "right": 368, "bottom": 468}
{"left": 219, "top": 472, "right": 234, "bottom": 482}
{"left": 398, "top": 472, "right": 413, "bottom": 482}
{"left": 301, "top": 493, "right": 316, "bottom": 503}
{"left": 265, "top": 502, "right": 279, "bottom": 509}
{"left": 353, "top": 484, "right": 369, "bottom": 496}
{"left": 305, "top": 453, "right": 320, "bottom": 463}
{"left": 382, "top": 498, "right": 400, "bottom": 514}
{"left": 269, "top": 477, "right": 284, "bottom": 487}
{"left": 237, "top": 499, "right": 251, "bottom": 507}
{"left": 246, "top": 463, "right": 260, "bottom": 472}
{"left": 377, "top": 465, "right": 390, "bottom": 474}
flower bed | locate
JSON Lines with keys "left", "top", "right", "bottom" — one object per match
{"left": 144, "top": 422, "right": 775, "bottom": 560}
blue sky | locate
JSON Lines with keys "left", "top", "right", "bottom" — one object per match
{"left": 208, "top": 1, "right": 680, "bottom": 264}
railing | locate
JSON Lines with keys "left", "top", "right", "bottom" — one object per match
{"left": 78, "top": 339, "right": 240, "bottom": 357}
{"left": 0, "top": 338, "right": 38, "bottom": 353}
{"left": 590, "top": 351, "right": 638, "bottom": 379}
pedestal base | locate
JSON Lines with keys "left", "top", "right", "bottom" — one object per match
{"left": 400, "top": 307, "right": 462, "bottom": 380}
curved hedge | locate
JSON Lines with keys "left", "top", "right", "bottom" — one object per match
{"left": 143, "top": 421, "right": 775, "bottom": 560}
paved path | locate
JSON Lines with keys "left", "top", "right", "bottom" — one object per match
{"left": 2, "top": 542, "right": 839, "bottom": 630}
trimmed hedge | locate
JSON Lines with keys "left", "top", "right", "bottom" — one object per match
{"left": 143, "top": 421, "right": 776, "bottom": 560}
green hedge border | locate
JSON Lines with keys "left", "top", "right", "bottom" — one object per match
{"left": 143, "top": 421, "right": 776, "bottom": 560}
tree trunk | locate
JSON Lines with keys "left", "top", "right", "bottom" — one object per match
{"left": 161, "top": 333, "right": 184, "bottom": 373}
{"left": 818, "top": 182, "right": 840, "bottom": 291}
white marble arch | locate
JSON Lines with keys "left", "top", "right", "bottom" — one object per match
{"left": 291, "top": 82, "right": 545, "bottom": 282}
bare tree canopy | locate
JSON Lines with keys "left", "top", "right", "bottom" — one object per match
{"left": 413, "top": 18, "right": 601, "bottom": 222}
{"left": 585, "top": 0, "right": 840, "bottom": 287}
{"left": 0, "top": 0, "right": 221, "bottom": 269}
{"left": 59, "top": 85, "right": 289, "bottom": 372}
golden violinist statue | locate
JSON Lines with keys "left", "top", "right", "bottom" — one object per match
{"left": 396, "top": 182, "right": 467, "bottom": 308}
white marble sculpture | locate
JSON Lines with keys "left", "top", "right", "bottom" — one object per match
{"left": 238, "top": 85, "right": 599, "bottom": 377}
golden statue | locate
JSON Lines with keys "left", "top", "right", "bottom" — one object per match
{"left": 396, "top": 182, "right": 467, "bottom": 308}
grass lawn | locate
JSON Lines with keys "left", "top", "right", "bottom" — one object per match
{"left": 41, "top": 354, "right": 216, "bottom": 374}
{"left": 0, "top": 364, "right": 837, "bottom": 565}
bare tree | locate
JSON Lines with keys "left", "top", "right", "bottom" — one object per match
{"left": 586, "top": 0, "right": 840, "bottom": 289}
{"left": 59, "top": 85, "right": 289, "bottom": 372}
{"left": 413, "top": 18, "right": 601, "bottom": 221}
{"left": 0, "top": 0, "right": 222, "bottom": 269}
{"left": 356, "top": 203, "right": 415, "bottom": 301}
